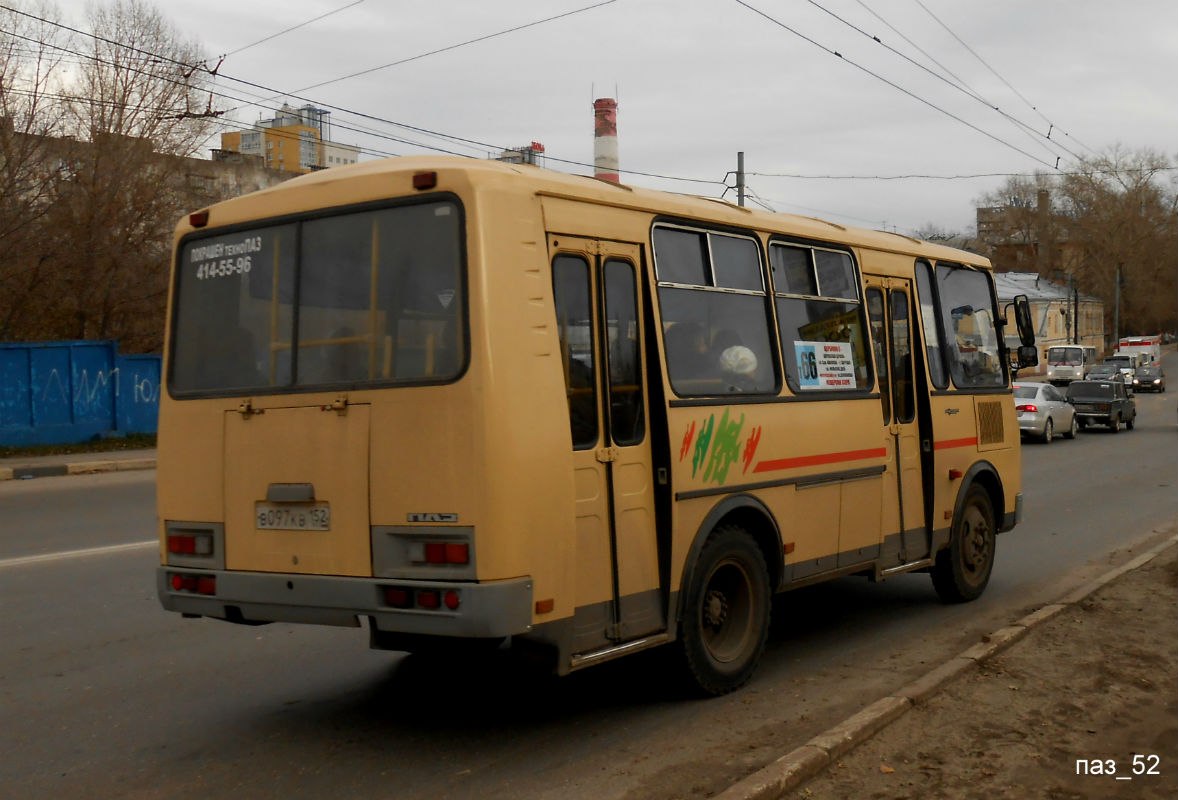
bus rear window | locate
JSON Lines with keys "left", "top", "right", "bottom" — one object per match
{"left": 171, "top": 199, "right": 464, "bottom": 393}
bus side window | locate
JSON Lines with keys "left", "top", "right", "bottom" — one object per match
{"left": 553, "top": 254, "right": 599, "bottom": 449}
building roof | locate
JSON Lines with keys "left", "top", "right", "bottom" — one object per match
{"left": 993, "top": 271, "right": 1098, "bottom": 303}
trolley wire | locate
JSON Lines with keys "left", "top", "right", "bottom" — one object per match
{"left": 803, "top": 0, "right": 1080, "bottom": 164}
{"left": 220, "top": 0, "right": 366, "bottom": 59}
{"left": 909, "top": 0, "right": 1098, "bottom": 156}
{"left": 730, "top": 0, "right": 1059, "bottom": 171}
{"left": 0, "top": 11, "right": 728, "bottom": 190}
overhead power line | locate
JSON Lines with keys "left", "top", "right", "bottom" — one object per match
{"left": 285, "top": 0, "right": 617, "bottom": 96}
{"left": 221, "top": 0, "right": 366, "bottom": 59}
{"left": 809, "top": 0, "right": 1081, "bottom": 164}
{"left": 219, "top": 0, "right": 619, "bottom": 121}
{"left": 0, "top": 5, "right": 728, "bottom": 191}
{"left": 910, "top": 0, "right": 1097, "bottom": 156}
{"left": 731, "top": 0, "right": 1059, "bottom": 171}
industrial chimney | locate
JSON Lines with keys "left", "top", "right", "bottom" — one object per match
{"left": 593, "top": 98, "right": 619, "bottom": 183}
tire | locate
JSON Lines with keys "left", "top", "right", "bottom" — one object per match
{"left": 1041, "top": 418, "right": 1053, "bottom": 444}
{"left": 1064, "top": 415, "right": 1078, "bottom": 439}
{"left": 1109, "top": 414, "right": 1120, "bottom": 433}
{"left": 1127, "top": 414, "right": 1135, "bottom": 430}
{"left": 931, "top": 485, "right": 996, "bottom": 603}
{"left": 676, "top": 525, "right": 771, "bottom": 696}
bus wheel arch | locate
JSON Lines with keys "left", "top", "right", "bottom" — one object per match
{"left": 678, "top": 497, "right": 783, "bottom": 608}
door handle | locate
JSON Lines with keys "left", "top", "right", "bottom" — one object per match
{"left": 237, "top": 399, "right": 265, "bottom": 418}
{"left": 321, "top": 396, "right": 348, "bottom": 414}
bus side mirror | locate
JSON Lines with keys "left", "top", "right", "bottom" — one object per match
{"left": 1017, "top": 345, "right": 1038, "bottom": 368}
{"left": 1012, "top": 294, "right": 1035, "bottom": 347}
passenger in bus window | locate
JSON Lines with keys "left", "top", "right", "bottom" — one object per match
{"left": 719, "top": 345, "right": 759, "bottom": 391}
{"left": 711, "top": 328, "right": 757, "bottom": 391}
{"left": 665, "top": 322, "right": 709, "bottom": 380}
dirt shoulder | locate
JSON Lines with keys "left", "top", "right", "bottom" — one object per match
{"left": 789, "top": 543, "right": 1178, "bottom": 799}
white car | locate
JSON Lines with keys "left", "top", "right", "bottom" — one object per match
{"left": 1013, "top": 381, "right": 1078, "bottom": 443}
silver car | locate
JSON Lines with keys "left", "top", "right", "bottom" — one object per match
{"left": 1013, "top": 381, "right": 1078, "bottom": 443}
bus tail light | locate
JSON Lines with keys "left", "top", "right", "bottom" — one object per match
{"left": 381, "top": 586, "right": 461, "bottom": 611}
{"left": 372, "top": 527, "right": 475, "bottom": 579}
{"left": 414, "top": 541, "right": 469, "bottom": 565}
{"left": 169, "top": 573, "right": 216, "bottom": 595}
{"left": 168, "top": 532, "right": 213, "bottom": 556}
{"left": 383, "top": 587, "right": 412, "bottom": 608}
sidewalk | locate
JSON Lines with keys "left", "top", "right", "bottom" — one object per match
{"left": 721, "top": 531, "right": 1178, "bottom": 800}
{"left": 0, "top": 448, "right": 156, "bottom": 481}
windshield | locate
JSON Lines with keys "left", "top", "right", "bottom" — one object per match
{"left": 936, "top": 265, "right": 1004, "bottom": 388}
{"left": 1067, "top": 382, "right": 1114, "bottom": 400}
{"left": 1013, "top": 385, "right": 1038, "bottom": 399}
{"left": 1048, "top": 347, "right": 1083, "bottom": 366}
{"left": 171, "top": 199, "right": 465, "bottom": 393}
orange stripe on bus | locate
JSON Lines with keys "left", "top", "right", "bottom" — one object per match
{"left": 753, "top": 447, "right": 887, "bottom": 473}
{"left": 934, "top": 437, "right": 978, "bottom": 450}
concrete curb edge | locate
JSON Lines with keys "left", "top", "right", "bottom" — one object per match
{"left": 0, "top": 457, "right": 156, "bottom": 481}
{"left": 715, "top": 531, "right": 1178, "bottom": 800}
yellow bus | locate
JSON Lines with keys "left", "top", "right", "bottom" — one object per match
{"left": 156, "top": 156, "right": 1037, "bottom": 695}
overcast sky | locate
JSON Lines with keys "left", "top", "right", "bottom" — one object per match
{"left": 50, "top": 0, "right": 1178, "bottom": 235}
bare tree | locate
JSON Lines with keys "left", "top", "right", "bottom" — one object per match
{"left": 973, "top": 172, "right": 1059, "bottom": 270}
{"left": 46, "top": 0, "right": 219, "bottom": 350}
{"left": 1058, "top": 146, "right": 1178, "bottom": 337}
{"left": 974, "top": 149, "right": 1177, "bottom": 337}
{"left": 0, "top": 1, "right": 71, "bottom": 339}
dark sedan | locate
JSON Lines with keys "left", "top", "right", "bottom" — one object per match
{"left": 1066, "top": 380, "right": 1136, "bottom": 432}
{"left": 1086, "top": 363, "right": 1121, "bottom": 381}
{"left": 1132, "top": 366, "right": 1166, "bottom": 392}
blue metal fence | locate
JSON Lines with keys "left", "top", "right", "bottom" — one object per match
{"left": 0, "top": 340, "right": 160, "bottom": 446}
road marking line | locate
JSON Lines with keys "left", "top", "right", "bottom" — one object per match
{"left": 0, "top": 540, "right": 156, "bottom": 569}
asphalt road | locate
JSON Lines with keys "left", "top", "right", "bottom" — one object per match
{"left": 2, "top": 358, "right": 1175, "bottom": 800}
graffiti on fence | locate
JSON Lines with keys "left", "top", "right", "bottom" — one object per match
{"left": 34, "top": 366, "right": 159, "bottom": 410}
{"left": 0, "top": 341, "right": 161, "bottom": 445}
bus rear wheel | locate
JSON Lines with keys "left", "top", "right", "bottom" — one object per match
{"left": 677, "top": 525, "right": 770, "bottom": 696}
{"left": 931, "top": 485, "right": 995, "bottom": 603}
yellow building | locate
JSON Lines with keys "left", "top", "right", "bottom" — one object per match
{"left": 220, "top": 104, "right": 359, "bottom": 174}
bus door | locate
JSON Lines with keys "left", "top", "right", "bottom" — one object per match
{"left": 866, "top": 278, "right": 930, "bottom": 564}
{"left": 551, "top": 236, "right": 663, "bottom": 655}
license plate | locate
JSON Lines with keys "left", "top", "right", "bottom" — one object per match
{"left": 255, "top": 502, "right": 331, "bottom": 531}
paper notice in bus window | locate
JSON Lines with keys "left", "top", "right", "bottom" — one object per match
{"left": 795, "top": 341, "right": 855, "bottom": 390}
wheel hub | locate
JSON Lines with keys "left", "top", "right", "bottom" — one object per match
{"left": 962, "top": 514, "right": 991, "bottom": 571}
{"left": 703, "top": 589, "right": 729, "bottom": 628}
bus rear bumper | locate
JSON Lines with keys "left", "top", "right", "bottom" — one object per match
{"left": 156, "top": 567, "right": 534, "bottom": 639}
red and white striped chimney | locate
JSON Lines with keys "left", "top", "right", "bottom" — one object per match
{"left": 593, "top": 98, "right": 619, "bottom": 183}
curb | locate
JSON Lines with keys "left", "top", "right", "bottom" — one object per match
{"left": 716, "top": 531, "right": 1178, "bottom": 800}
{"left": 0, "top": 457, "right": 156, "bottom": 482}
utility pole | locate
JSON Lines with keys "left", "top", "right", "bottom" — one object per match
{"left": 1072, "top": 275, "right": 1079, "bottom": 345}
{"left": 736, "top": 151, "right": 745, "bottom": 208}
{"left": 1113, "top": 263, "right": 1122, "bottom": 344}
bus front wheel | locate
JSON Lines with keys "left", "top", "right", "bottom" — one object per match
{"left": 677, "top": 525, "right": 771, "bottom": 696}
{"left": 931, "top": 485, "right": 996, "bottom": 603}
